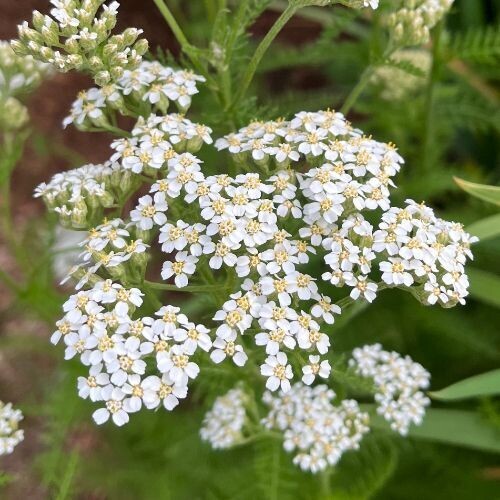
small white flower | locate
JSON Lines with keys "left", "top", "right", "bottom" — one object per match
{"left": 174, "top": 322, "right": 212, "bottom": 352}
{"left": 161, "top": 252, "right": 198, "bottom": 288}
{"left": 130, "top": 194, "right": 168, "bottom": 230}
{"left": 93, "top": 386, "right": 130, "bottom": 426}
{"left": 157, "top": 344, "right": 200, "bottom": 385}
{"left": 260, "top": 352, "right": 293, "bottom": 392}
{"left": 210, "top": 336, "right": 248, "bottom": 367}
{"left": 141, "top": 374, "right": 188, "bottom": 411}
{"left": 301, "top": 355, "right": 331, "bottom": 385}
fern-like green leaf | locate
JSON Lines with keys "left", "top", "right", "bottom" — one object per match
{"left": 382, "top": 57, "right": 427, "bottom": 78}
{"left": 329, "top": 434, "right": 398, "bottom": 500}
{"left": 446, "top": 25, "right": 500, "bottom": 64}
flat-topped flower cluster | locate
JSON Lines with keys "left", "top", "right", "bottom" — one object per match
{"left": 350, "top": 344, "right": 430, "bottom": 435}
{"left": 40, "top": 59, "right": 475, "bottom": 437}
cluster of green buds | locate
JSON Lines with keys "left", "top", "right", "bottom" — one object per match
{"left": 0, "top": 40, "right": 50, "bottom": 131}
{"left": 384, "top": 0, "right": 454, "bottom": 46}
{"left": 34, "top": 161, "right": 141, "bottom": 228}
{"left": 11, "top": 1, "right": 148, "bottom": 86}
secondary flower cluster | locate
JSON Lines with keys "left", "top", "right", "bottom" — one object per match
{"left": 349, "top": 344, "right": 430, "bottom": 435}
{"left": 0, "top": 401, "right": 24, "bottom": 456}
{"left": 200, "top": 388, "right": 248, "bottom": 449}
{"left": 371, "top": 49, "right": 431, "bottom": 101}
{"left": 385, "top": 0, "right": 455, "bottom": 46}
{"left": 12, "top": 1, "right": 148, "bottom": 85}
{"left": 63, "top": 60, "right": 206, "bottom": 129}
{"left": 376, "top": 201, "right": 476, "bottom": 307}
{"left": 0, "top": 40, "right": 50, "bottom": 131}
{"left": 262, "top": 384, "right": 370, "bottom": 473}
{"left": 201, "top": 342, "right": 432, "bottom": 473}
{"left": 52, "top": 280, "right": 212, "bottom": 426}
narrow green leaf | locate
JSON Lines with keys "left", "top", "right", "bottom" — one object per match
{"left": 429, "top": 369, "right": 500, "bottom": 401}
{"left": 466, "top": 213, "right": 500, "bottom": 240}
{"left": 467, "top": 267, "right": 500, "bottom": 308}
{"left": 454, "top": 177, "right": 500, "bottom": 206}
{"left": 366, "top": 406, "right": 500, "bottom": 453}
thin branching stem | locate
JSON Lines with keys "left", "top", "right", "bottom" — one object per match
{"left": 340, "top": 46, "right": 394, "bottom": 116}
{"left": 230, "top": 2, "right": 300, "bottom": 110}
{"left": 422, "top": 21, "right": 444, "bottom": 173}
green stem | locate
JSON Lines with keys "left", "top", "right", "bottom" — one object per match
{"left": 421, "top": 21, "right": 444, "bottom": 174}
{"left": 340, "top": 47, "right": 393, "bottom": 116}
{"left": 340, "top": 65, "right": 374, "bottom": 116}
{"left": 153, "top": 0, "right": 192, "bottom": 51}
{"left": 319, "top": 469, "right": 332, "bottom": 498}
{"left": 152, "top": 0, "right": 212, "bottom": 83}
{"left": 230, "top": 2, "right": 300, "bottom": 109}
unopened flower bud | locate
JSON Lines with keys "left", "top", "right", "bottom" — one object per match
{"left": 32, "top": 10, "right": 45, "bottom": 31}
{"left": 10, "top": 39, "right": 27, "bottom": 56}
{"left": 41, "top": 24, "right": 60, "bottom": 46}
{"left": 122, "top": 27, "right": 142, "bottom": 46}
{"left": 100, "top": 191, "right": 115, "bottom": 208}
{"left": 94, "top": 70, "right": 111, "bottom": 86}
{"left": 64, "top": 37, "right": 80, "bottom": 55}
{"left": 71, "top": 206, "right": 89, "bottom": 228}
{"left": 110, "top": 66, "right": 124, "bottom": 81}
{"left": 133, "top": 39, "right": 149, "bottom": 56}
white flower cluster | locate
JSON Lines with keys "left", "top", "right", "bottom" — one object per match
{"left": 385, "top": 0, "right": 455, "bottom": 46}
{"left": 349, "top": 344, "right": 430, "bottom": 435}
{"left": 0, "top": 40, "right": 50, "bottom": 131}
{"left": 12, "top": 1, "right": 148, "bottom": 85}
{"left": 262, "top": 384, "right": 370, "bottom": 473}
{"left": 112, "top": 112, "right": 213, "bottom": 175}
{"left": 200, "top": 388, "right": 248, "bottom": 449}
{"left": 34, "top": 162, "right": 138, "bottom": 228}
{"left": 52, "top": 279, "right": 213, "bottom": 426}
{"left": 376, "top": 200, "right": 476, "bottom": 307}
{"left": 63, "top": 60, "right": 206, "bottom": 129}
{"left": 371, "top": 49, "right": 431, "bottom": 101}
{"left": 0, "top": 401, "right": 24, "bottom": 456}
{"left": 43, "top": 102, "right": 476, "bottom": 413}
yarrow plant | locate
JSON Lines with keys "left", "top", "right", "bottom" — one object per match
{"left": 13, "top": 0, "right": 479, "bottom": 475}
{"left": 0, "top": 401, "right": 24, "bottom": 456}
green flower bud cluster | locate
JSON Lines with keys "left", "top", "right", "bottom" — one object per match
{"left": 0, "top": 40, "right": 50, "bottom": 131}
{"left": 384, "top": 0, "right": 454, "bottom": 46}
{"left": 34, "top": 161, "right": 140, "bottom": 229}
{"left": 370, "top": 49, "right": 431, "bottom": 100}
{"left": 11, "top": 1, "right": 148, "bottom": 85}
